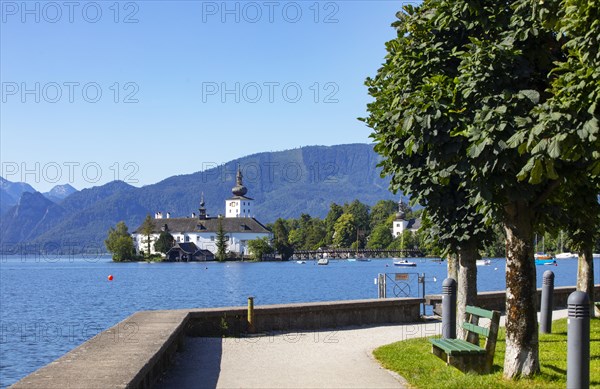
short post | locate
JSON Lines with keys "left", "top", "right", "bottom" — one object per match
{"left": 442, "top": 278, "right": 457, "bottom": 339}
{"left": 247, "top": 296, "right": 255, "bottom": 333}
{"left": 540, "top": 270, "right": 554, "bottom": 334}
{"left": 567, "top": 291, "right": 590, "bottom": 389}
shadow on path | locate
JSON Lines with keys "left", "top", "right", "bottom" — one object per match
{"left": 156, "top": 337, "right": 223, "bottom": 389}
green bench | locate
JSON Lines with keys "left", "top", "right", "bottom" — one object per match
{"left": 429, "top": 305, "right": 500, "bottom": 374}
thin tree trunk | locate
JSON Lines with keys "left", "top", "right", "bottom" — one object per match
{"left": 457, "top": 241, "right": 479, "bottom": 339}
{"left": 447, "top": 253, "right": 458, "bottom": 282}
{"left": 503, "top": 201, "right": 540, "bottom": 378}
{"left": 577, "top": 241, "right": 595, "bottom": 318}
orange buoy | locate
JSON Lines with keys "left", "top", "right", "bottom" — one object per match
{"left": 108, "top": 275, "right": 113, "bottom": 281}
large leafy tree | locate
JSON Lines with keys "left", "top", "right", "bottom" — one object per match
{"left": 272, "top": 218, "right": 294, "bottom": 260}
{"left": 154, "top": 230, "right": 175, "bottom": 254}
{"left": 247, "top": 236, "right": 274, "bottom": 261}
{"left": 332, "top": 213, "right": 356, "bottom": 248}
{"left": 519, "top": 0, "right": 600, "bottom": 314}
{"left": 362, "top": 0, "right": 498, "bottom": 341}
{"left": 366, "top": 224, "right": 393, "bottom": 249}
{"left": 363, "top": 0, "right": 573, "bottom": 378}
{"left": 104, "top": 221, "right": 135, "bottom": 262}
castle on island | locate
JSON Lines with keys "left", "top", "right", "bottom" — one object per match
{"left": 132, "top": 166, "right": 271, "bottom": 261}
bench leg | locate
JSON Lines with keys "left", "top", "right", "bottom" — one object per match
{"left": 447, "top": 355, "right": 486, "bottom": 374}
{"left": 432, "top": 345, "right": 449, "bottom": 364}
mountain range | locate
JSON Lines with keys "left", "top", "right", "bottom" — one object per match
{"left": 0, "top": 144, "right": 400, "bottom": 251}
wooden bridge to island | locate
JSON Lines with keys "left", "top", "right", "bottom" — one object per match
{"left": 291, "top": 248, "right": 423, "bottom": 260}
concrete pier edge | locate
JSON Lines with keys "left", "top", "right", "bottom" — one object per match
{"left": 10, "top": 285, "right": 599, "bottom": 389}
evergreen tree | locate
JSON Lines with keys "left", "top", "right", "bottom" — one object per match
{"left": 140, "top": 214, "right": 155, "bottom": 257}
{"left": 272, "top": 218, "right": 294, "bottom": 260}
{"left": 215, "top": 218, "right": 228, "bottom": 262}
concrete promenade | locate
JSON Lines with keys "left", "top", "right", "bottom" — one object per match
{"left": 156, "top": 309, "right": 570, "bottom": 389}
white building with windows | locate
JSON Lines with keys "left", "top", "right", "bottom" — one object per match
{"left": 392, "top": 199, "right": 421, "bottom": 237}
{"left": 132, "top": 166, "right": 271, "bottom": 259}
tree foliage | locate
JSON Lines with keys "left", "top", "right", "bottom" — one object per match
{"left": 154, "top": 230, "right": 175, "bottom": 254}
{"left": 140, "top": 214, "right": 155, "bottom": 257}
{"left": 105, "top": 221, "right": 135, "bottom": 262}
{"left": 360, "top": 0, "right": 600, "bottom": 378}
{"left": 333, "top": 213, "right": 356, "bottom": 248}
{"left": 215, "top": 218, "right": 228, "bottom": 262}
{"left": 247, "top": 236, "right": 274, "bottom": 261}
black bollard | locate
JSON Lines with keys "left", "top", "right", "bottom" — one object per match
{"left": 442, "top": 278, "right": 457, "bottom": 339}
{"left": 540, "top": 270, "right": 554, "bottom": 334}
{"left": 567, "top": 291, "right": 590, "bottom": 389}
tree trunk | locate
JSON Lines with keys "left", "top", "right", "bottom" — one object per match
{"left": 503, "top": 201, "right": 540, "bottom": 378}
{"left": 457, "top": 241, "right": 479, "bottom": 339}
{"left": 577, "top": 241, "right": 595, "bottom": 318}
{"left": 447, "top": 253, "right": 458, "bottom": 282}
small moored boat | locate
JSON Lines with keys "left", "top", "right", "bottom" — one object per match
{"left": 535, "top": 258, "right": 557, "bottom": 266}
{"left": 476, "top": 259, "right": 491, "bottom": 266}
{"left": 317, "top": 258, "right": 329, "bottom": 265}
{"left": 393, "top": 259, "right": 416, "bottom": 267}
{"left": 296, "top": 260, "right": 306, "bottom": 264}
{"left": 555, "top": 252, "right": 577, "bottom": 260}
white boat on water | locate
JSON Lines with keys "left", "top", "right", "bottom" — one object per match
{"left": 347, "top": 258, "right": 357, "bottom": 262}
{"left": 296, "top": 260, "right": 306, "bottom": 264}
{"left": 476, "top": 259, "right": 491, "bottom": 266}
{"left": 555, "top": 252, "right": 577, "bottom": 260}
{"left": 393, "top": 259, "right": 416, "bottom": 267}
{"left": 594, "top": 253, "right": 600, "bottom": 259}
{"left": 317, "top": 258, "right": 329, "bottom": 265}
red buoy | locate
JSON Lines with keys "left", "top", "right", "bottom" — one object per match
{"left": 108, "top": 275, "right": 114, "bottom": 281}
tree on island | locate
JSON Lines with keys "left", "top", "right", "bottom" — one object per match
{"left": 154, "top": 230, "right": 175, "bottom": 255}
{"left": 215, "top": 218, "right": 228, "bottom": 262}
{"left": 105, "top": 221, "right": 136, "bottom": 261}
{"left": 361, "top": 0, "right": 600, "bottom": 378}
{"left": 140, "top": 214, "right": 155, "bottom": 257}
{"left": 247, "top": 236, "right": 274, "bottom": 261}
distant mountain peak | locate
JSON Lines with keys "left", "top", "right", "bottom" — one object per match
{"left": 44, "top": 184, "right": 78, "bottom": 201}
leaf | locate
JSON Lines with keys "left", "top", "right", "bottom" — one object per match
{"left": 529, "top": 159, "right": 543, "bottom": 184}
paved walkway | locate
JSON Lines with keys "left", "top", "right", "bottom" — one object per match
{"left": 156, "top": 309, "right": 569, "bottom": 389}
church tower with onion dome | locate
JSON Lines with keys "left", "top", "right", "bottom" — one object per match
{"left": 225, "top": 164, "right": 254, "bottom": 218}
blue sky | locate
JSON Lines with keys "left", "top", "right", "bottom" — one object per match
{"left": 1, "top": 1, "right": 408, "bottom": 191}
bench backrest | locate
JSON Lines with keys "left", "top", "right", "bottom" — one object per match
{"left": 462, "top": 305, "right": 495, "bottom": 338}
{"left": 463, "top": 305, "right": 500, "bottom": 372}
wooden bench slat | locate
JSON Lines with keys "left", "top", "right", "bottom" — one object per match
{"left": 430, "top": 338, "right": 485, "bottom": 355}
{"left": 462, "top": 322, "right": 489, "bottom": 337}
{"left": 466, "top": 305, "right": 494, "bottom": 319}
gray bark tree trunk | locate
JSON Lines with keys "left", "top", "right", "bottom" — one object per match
{"left": 503, "top": 201, "right": 540, "bottom": 378}
{"left": 457, "top": 241, "right": 479, "bottom": 339}
{"left": 577, "top": 242, "right": 595, "bottom": 318}
{"left": 447, "top": 253, "right": 458, "bottom": 282}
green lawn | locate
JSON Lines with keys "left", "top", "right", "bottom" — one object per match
{"left": 373, "top": 318, "right": 600, "bottom": 388}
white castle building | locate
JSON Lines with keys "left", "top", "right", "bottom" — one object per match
{"left": 392, "top": 199, "right": 421, "bottom": 237}
{"left": 132, "top": 166, "right": 271, "bottom": 260}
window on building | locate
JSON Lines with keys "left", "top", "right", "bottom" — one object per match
{"left": 197, "top": 236, "right": 200, "bottom": 241}
{"left": 177, "top": 236, "right": 181, "bottom": 242}
{"left": 185, "top": 236, "right": 190, "bottom": 242}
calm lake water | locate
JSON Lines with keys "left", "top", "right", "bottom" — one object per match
{"left": 0, "top": 255, "right": 598, "bottom": 387}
